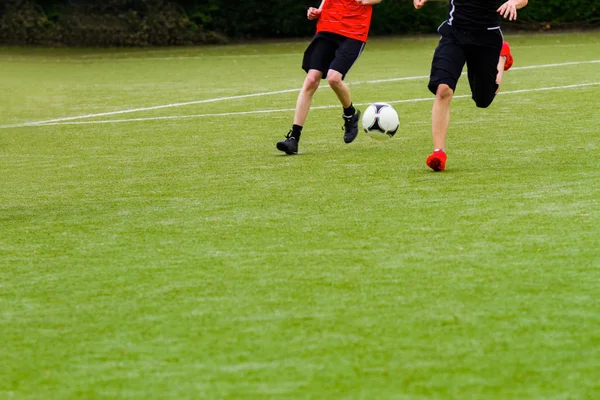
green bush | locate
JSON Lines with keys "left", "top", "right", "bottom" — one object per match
{"left": 520, "top": 0, "right": 599, "bottom": 22}
{"left": 0, "top": 0, "right": 226, "bottom": 46}
{"left": 516, "top": 0, "right": 600, "bottom": 29}
{"left": 0, "top": 1, "right": 56, "bottom": 45}
{"left": 372, "top": 1, "right": 448, "bottom": 35}
{"left": 1, "top": 0, "right": 599, "bottom": 46}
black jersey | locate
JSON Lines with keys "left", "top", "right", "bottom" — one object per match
{"left": 447, "top": 0, "right": 502, "bottom": 30}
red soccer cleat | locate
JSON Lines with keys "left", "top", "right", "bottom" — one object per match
{"left": 426, "top": 150, "right": 447, "bottom": 172}
{"left": 501, "top": 41, "right": 514, "bottom": 71}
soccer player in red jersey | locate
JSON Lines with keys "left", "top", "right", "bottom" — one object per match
{"left": 414, "top": 0, "right": 528, "bottom": 171}
{"left": 277, "top": 0, "right": 383, "bottom": 155}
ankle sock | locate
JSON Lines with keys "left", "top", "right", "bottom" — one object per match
{"left": 292, "top": 124, "right": 303, "bottom": 139}
{"left": 343, "top": 104, "right": 355, "bottom": 117}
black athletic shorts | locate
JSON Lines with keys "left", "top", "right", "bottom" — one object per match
{"left": 302, "top": 32, "right": 365, "bottom": 80}
{"left": 429, "top": 21, "right": 503, "bottom": 108}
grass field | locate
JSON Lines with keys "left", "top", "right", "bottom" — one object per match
{"left": 1, "top": 31, "right": 600, "bottom": 399}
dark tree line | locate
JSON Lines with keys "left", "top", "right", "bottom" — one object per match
{"left": 1, "top": 0, "right": 598, "bottom": 46}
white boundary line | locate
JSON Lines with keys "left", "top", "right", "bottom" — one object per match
{"left": 509, "top": 60, "right": 600, "bottom": 70}
{"left": 0, "top": 88, "right": 301, "bottom": 128}
{"left": 1, "top": 59, "right": 599, "bottom": 129}
{"left": 12, "top": 82, "right": 599, "bottom": 127}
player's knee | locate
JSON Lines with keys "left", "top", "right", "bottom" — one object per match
{"left": 474, "top": 94, "right": 495, "bottom": 108}
{"left": 327, "top": 74, "right": 343, "bottom": 89}
{"left": 473, "top": 84, "right": 498, "bottom": 108}
{"left": 435, "top": 84, "right": 454, "bottom": 101}
{"left": 304, "top": 74, "right": 321, "bottom": 92}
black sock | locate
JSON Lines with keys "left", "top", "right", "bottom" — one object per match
{"left": 343, "top": 104, "right": 355, "bottom": 117}
{"left": 292, "top": 124, "right": 303, "bottom": 140}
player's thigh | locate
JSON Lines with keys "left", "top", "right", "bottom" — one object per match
{"left": 329, "top": 38, "right": 365, "bottom": 80}
{"left": 302, "top": 37, "right": 338, "bottom": 77}
{"left": 466, "top": 39, "right": 502, "bottom": 107}
{"left": 428, "top": 26, "right": 466, "bottom": 95}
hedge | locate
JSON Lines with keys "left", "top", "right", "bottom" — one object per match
{"left": 1, "top": 0, "right": 599, "bottom": 46}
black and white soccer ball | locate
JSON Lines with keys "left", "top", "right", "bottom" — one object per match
{"left": 361, "top": 102, "right": 400, "bottom": 140}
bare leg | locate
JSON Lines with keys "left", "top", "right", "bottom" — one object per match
{"left": 293, "top": 69, "right": 323, "bottom": 126}
{"left": 432, "top": 84, "right": 454, "bottom": 150}
{"left": 496, "top": 56, "right": 507, "bottom": 93}
{"left": 326, "top": 69, "right": 352, "bottom": 109}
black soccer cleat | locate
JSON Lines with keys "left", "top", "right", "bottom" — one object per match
{"left": 343, "top": 109, "right": 361, "bottom": 144}
{"left": 276, "top": 130, "right": 299, "bottom": 155}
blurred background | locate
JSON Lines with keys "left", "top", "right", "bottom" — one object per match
{"left": 0, "top": 0, "right": 599, "bottom": 47}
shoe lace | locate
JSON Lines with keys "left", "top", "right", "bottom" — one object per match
{"left": 285, "top": 130, "right": 295, "bottom": 140}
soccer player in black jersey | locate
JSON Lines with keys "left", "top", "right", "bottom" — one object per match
{"left": 414, "top": 0, "right": 528, "bottom": 171}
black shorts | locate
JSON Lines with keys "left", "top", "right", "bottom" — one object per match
{"left": 429, "top": 21, "right": 503, "bottom": 108}
{"left": 302, "top": 32, "right": 365, "bottom": 80}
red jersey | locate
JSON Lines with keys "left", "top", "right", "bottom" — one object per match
{"left": 316, "top": 0, "right": 373, "bottom": 42}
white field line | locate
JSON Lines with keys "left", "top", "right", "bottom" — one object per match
{"left": 0, "top": 88, "right": 301, "bottom": 129}
{"left": 15, "top": 82, "right": 600, "bottom": 127}
{"left": 1, "top": 59, "right": 599, "bottom": 129}
{"left": 510, "top": 60, "right": 600, "bottom": 70}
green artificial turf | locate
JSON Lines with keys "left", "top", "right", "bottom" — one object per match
{"left": 1, "top": 31, "right": 599, "bottom": 399}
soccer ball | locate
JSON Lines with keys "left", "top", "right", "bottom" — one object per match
{"left": 361, "top": 103, "right": 400, "bottom": 140}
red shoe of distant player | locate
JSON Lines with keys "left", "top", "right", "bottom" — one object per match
{"left": 426, "top": 150, "right": 447, "bottom": 172}
{"left": 501, "top": 41, "right": 514, "bottom": 71}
